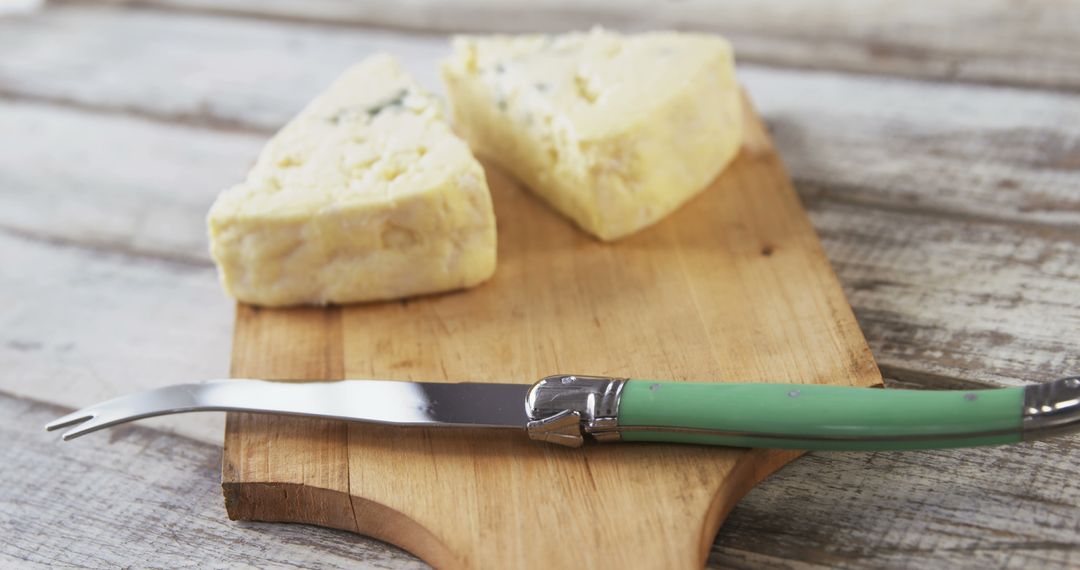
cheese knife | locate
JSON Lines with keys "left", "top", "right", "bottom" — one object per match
{"left": 46, "top": 374, "right": 1080, "bottom": 450}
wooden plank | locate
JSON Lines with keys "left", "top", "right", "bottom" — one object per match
{"left": 740, "top": 67, "right": 1080, "bottom": 229}
{"left": 0, "top": 100, "right": 260, "bottom": 263}
{"left": 2, "top": 99, "right": 1076, "bottom": 392}
{"left": 10, "top": 384, "right": 1080, "bottom": 568}
{"left": 0, "top": 227, "right": 232, "bottom": 443}
{"left": 222, "top": 98, "right": 879, "bottom": 569}
{"left": 1, "top": 392, "right": 425, "bottom": 569}
{"left": 712, "top": 438, "right": 1080, "bottom": 568}
{"left": 0, "top": 4, "right": 447, "bottom": 131}
{"left": 5, "top": 169, "right": 1076, "bottom": 433}
{"left": 80, "top": 0, "right": 1080, "bottom": 91}
{"left": 813, "top": 200, "right": 1080, "bottom": 388}
{"left": 4, "top": 175, "right": 1075, "bottom": 434}
{"left": 3, "top": 5, "right": 1079, "bottom": 230}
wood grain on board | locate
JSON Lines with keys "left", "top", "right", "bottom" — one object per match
{"left": 221, "top": 97, "right": 881, "bottom": 568}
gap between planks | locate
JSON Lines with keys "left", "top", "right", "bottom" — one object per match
{"left": 0, "top": 87, "right": 268, "bottom": 136}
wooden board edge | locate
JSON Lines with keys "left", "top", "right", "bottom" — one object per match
{"left": 221, "top": 480, "right": 359, "bottom": 534}
{"left": 220, "top": 444, "right": 804, "bottom": 568}
{"left": 221, "top": 476, "right": 459, "bottom": 568}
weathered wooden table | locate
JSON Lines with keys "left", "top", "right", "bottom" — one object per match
{"left": 3, "top": 1, "right": 1079, "bottom": 568}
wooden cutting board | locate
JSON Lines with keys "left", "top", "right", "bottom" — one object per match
{"left": 222, "top": 94, "right": 881, "bottom": 569}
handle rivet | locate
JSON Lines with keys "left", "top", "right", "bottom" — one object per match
{"left": 788, "top": 390, "right": 800, "bottom": 398}
{"left": 964, "top": 393, "right": 978, "bottom": 401}
{"left": 650, "top": 383, "right": 661, "bottom": 392}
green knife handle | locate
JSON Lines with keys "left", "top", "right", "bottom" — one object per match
{"left": 617, "top": 381, "right": 1025, "bottom": 451}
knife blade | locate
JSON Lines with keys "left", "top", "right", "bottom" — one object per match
{"left": 46, "top": 374, "right": 1080, "bottom": 451}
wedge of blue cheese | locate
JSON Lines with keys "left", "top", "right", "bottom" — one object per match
{"left": 208, "top": 55, "right": 497, "bottom": 307}
{"left": 442, "top": 28, "right": 743, "bottom": 241}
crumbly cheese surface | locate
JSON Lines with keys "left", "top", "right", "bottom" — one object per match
{"left": 442, "top": 28, "right": 743, "bottom": 241}
{"left": 208, "top": 54, "right": 497, "bottom": 307}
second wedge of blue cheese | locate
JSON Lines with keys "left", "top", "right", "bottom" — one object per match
{"left": 442, "top": 28, "right": 743, "bottom": 241}
{"left": 208, "top": 55, "right": 497, "bottom": 307}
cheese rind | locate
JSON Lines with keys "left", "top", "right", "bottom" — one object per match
{"left": 442, "top": 28, "right": 742, "bottom": 241}
{"left": 208, "top": 55, "right": 497, "bottom": 307}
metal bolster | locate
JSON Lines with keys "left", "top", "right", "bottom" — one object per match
{"left": 524, "top": 375, "right": 627, "bottom": 448}
{"left": 1022, "top": 376, "right": 1080, "bottom": 442}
